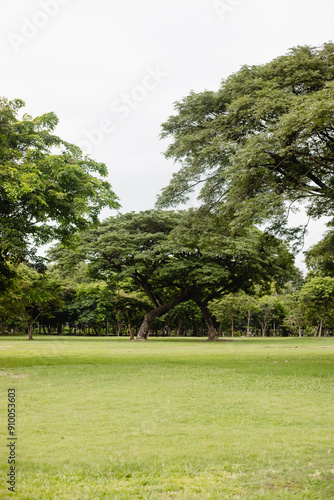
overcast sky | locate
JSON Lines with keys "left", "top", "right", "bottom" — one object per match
{"left": 1, "top": 0, "right": 333, "bottom": 269}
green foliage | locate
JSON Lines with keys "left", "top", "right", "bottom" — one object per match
{"left": 72, "top": 281, "right": 150, "bottom": 335}
{"left": 157, "top": 43, "right": 334, "bottom": 241}
{"left": 282, "top": 291, "right": 306, "bottom": 337}
{"left": 78, "top": 210, "right": 189, "bottom": 305}
{"left": 210, "top": 293, "right": 244, "bottom": 336}
{"left": 300, "top": 276, "right": 334, "bottom": 334}
{"left": 0, "top": 263, "right": 63, "bottom": 338}
{"left": 69, "top": 209, "right": 296, "bottom": 338}
{"left": 0, "top": 97, "right": 120, "bottom": 289}
{"left": 305, "top": 229, "right": 334, "bottom": 277}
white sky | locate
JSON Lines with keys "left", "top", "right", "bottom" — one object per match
{"left": 1, "top": 0, "right": 333, "bottom": 270}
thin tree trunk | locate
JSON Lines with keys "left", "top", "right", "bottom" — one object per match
{"left": 261, "top": 322, "right": 267, "bottom": 337}
{"left": 231, "top": 316, "right": 234, "bottom": 337}
{"left": 246, "top": 311, "right": 251, "bottom": 337}
{"left": 125, "top": 309, "right": 135, "bottom": 341}
{"left": 28, "top": 324, "right": 34, "bottom": 340}
{"left": 318, "top": 319, "right": 323, "bottom": 337}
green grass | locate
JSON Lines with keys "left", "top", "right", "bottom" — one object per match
{"left": 0, "top": 336, "right": 333, "bottom": 499}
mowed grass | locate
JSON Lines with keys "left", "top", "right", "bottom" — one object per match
{"left": 0, "top": 336, "right": 333, "bottom": 499}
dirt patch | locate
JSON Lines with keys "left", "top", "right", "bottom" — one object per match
{"left": 264, "top": 480, "right": 303, "bottom": 491}
{"left": 0, "top": 371, "right": 28, "bottom": 378}
{"left": 265, "top": 346, "right": 305, "bottom": 349}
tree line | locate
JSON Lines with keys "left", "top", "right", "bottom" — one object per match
{"left": 1, "top": 209, "right": 333, "bottom": 340}
{"left": 0, "top": 43, "right": 333, "bottom": 340}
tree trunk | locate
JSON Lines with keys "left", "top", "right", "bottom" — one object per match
{"left": 175, "top": 320, "right": 182, "bottom": 337}
{"left": 28, "top": 324, "right": 34, "bottom": 340}
{"left": 125, "top": 309, "right": 135, "bottom": 341}
{"left": 246, "top": 311, "right": 251, "bottom": 337}
{"left": 261, "top": 322, "right": 267, "bottom": 337}
{"left": 116, "top": 318, "right": 121, "bottom": 336}
{"left": 195, "top": 302, "right": 217, "bottom": 341}
{"left": 318, "top": 319, "right": 323, "bottom": 337}
{"left": 231, "top": 316, "right": 234, "bottom": 337}
{"left": 136, "top": 291, "right": 189, "bottom": 340}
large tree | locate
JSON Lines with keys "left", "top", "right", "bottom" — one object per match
{"left": 157, "top": 43, "right": 334, "bottom": 241}
{"left": 0, "top": 98, "right": 119, "bottom": 289}
{"left": 75, "top": 210, "right": 192, "bottom": 340}
{"left": 66, "top": 209, "right": 296, "bottom": 340}
{"left": 170, "top": 210, "right": 297, "bottom": 339}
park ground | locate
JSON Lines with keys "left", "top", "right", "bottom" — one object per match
{"left": 0, "top": 336, "right": 333, "bottom": 499}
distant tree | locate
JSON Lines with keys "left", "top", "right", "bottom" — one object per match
{"left": 0, "top": 264, "right": 63, "bottom": 339}
{"left": 283, "top": 291, "right": 306, "bottom": 337}
{"left": 0, "top": 98, "right": 119, "bottom": 290}
{"left": 211, "top": 291, "right": 260, "bottom": 337}
{"left": 300, "top": 276, "right": 334, "bottom": 336}
{"left": 305, "top": 229, "right": 334, "bottom": 277}
{"left": 161, "top": 301, "right": 203, "bottom": 337}
{"left": 157, "top": 43, "right": 334, "bottom": 242}
{"left": 210, "top": 293, "right": 243, "bottom": 337}
{"left": 256, "top": 295, "right": 278, "bottom": 337}
{"left": 236, "top": 292, "right": 259, "bottom": 336}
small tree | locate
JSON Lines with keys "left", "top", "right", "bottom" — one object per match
{"left": 283, "top": 292, "right": 306, "bottom": 337}
{"left": 0, "top": 264, "right": 63, "bottom": 339}
{"left": 256, "top": 295, "right": 278, "bottom": 337}
{"left": 234, "top": 292, "right": 259, "bottom": 336}
{"left": 210, "top": 293, "right": 243, "bottom": 337}
{"left": 300, "top": 277, "right": 334, "bottom": 336}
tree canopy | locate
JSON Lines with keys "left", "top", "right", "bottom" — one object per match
{"left": 0, "top": 98, "right": 120, "bottom": 289}
{"left": 157, "top": 43, "right": 334, "bottom": 240}
{"left": 305, "top": 228, "right": 334, "bottom": 276}
{"left": 55, "top": 209, "right": 297, "bottom": 340}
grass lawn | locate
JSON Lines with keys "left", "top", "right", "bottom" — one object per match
{"left": 0, "top": 336, "right": 333, "bottom": 499}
